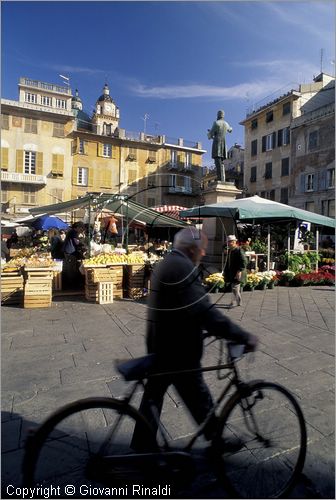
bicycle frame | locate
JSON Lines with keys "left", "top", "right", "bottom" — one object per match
{"left": 112, "top": 345, "right": 245, "bottom": 455}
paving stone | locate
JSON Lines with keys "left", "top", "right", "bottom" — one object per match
{"left": 277, "top": 352, "right": 335, "bottom": 376}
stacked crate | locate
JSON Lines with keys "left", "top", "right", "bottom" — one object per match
{"left": 125, "top": 264, "right": 146, "bottom": 299}
{"left": 1, "top": 269, "right": 24, "bottom": 305}
{"left": 84, "top": 266, "right": 123, "bottom": 303}
{"left": 23, "top": 268, "right": 53, "bottom": 308}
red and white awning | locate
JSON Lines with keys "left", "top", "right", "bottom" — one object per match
{"left": 152, "top": 205, "right": 188, "bottom": 220}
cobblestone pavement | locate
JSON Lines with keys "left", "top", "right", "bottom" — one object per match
{"left": 1, "top": 286, "right": 335, "bottom": 498}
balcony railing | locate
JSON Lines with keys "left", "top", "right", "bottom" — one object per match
{"left": 20, "top": 77, "right": 72, "bottom": 95}
{"left": 168, "top": 186, "right": 192, "bottom": 194}
{"left": 1, "top": 171, "right": 47, "bottom": 185}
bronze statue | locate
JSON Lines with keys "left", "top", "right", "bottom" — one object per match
{"left": 208, "top": 110, "right": 232, "bottom": 182}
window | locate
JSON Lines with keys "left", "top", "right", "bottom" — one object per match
{"left": 24, "top": 118, "right": 37, "bottom": 134}
{"left": 251, "top": 119, "right": 258, "bottom": 130}
{"left": 266, "top": 111, "right": 273, "bottom": 123}
{"left": 171, "top": 150, "right": 177, "bottom": 168}
{"left": 280, "top": 187, "right": 289, "bottom": 204}
{"left": 128, "top": 169, "right": 137, "bottom": 183}
{"left": 23, "top": 186, "right": 37, "bottom": 204}
{"left": 269, "top": 189, "right": 275, "bottom": 201}
{"left": 103, "top": 123, "right": 112, "bottom": 135}
{"left": 147, "top": 197, "right": 156, "bottom": 207}
{"left": 282, "top": 102, "right": 291, "bottom": 115}
{"left": 308, "top": 131, "right": 318, "bottom": 150}
{"left": 322, "top": 199, "right": 335, "bottom": 217}
{"left": 250, "top": 166, "right": 257, "bottom": 183}
{"left": 251, "top": 139, "right": 258, "bottom": 156}
{"left": 282, "top": 127, "right": 290, "bottom": 146}
{"left": 148, "top": 151, "right": 156, "bottom": 163}
{"left": 1, "top": 114, "right": 9, "bottom": 129}
{"left": 262, "top": 133, "right": 276, "bottom": 152}
{"left": 24, "top": 151, "right": 36, "bottom": 174}
{"left": 281, "top": 158, "right": 289, "bottom": 176}
{"left": 56, "top": 99, "right": 66, "bottom": 109}
{"left": 265, "top": 162, "right": 272, "bottom": 179}
{"left": 25, "top": 93, "right": 37, "bottom": 104}
{"left": 277, "top": 128, "right": 290, "bottom": 147}
{"left": 1, "top": 147, "right": 9, "bottom": 170}
{"left": 184, "top": 176, "right": 192, "bottom": 192}
{"left": 169, "top": 174, "right": 176, "bottom": 187}
{"left": 51, "top": 154, "right": 64, "bottom": 176}
{"left": 185, "top": 152, "right": 192, "bottom": 170}
{"left": 305, "top": 173, "right": 314, "bottom": 191}
{"left": 327, "top": 168, "right": 335, "bottom": 188}
{"left": 1, "top": 186, "right": 8, "bottom": 203}
{"left": 50, "top": 188, "right": 63, "bottom": 203}
{"left": 79, "top": 140, "right": 86, "bottom": 155}
{"left": 103, "top": 143, "right": 112, "bottom": 158}
{"left": 41, "top": 95, "right": 52, "bottom": 107}
{"left": 128, "top": 147, "right": 137, "bottom": 161}
{"left": 77, "top": 167, "right": 88, "bottom": 186}
{"left": 53, "top": 123, "right": 64, "bottom": 137}
{"left": 266, "top": 134, "right": 273, "bottom": 151}
{"left": 305, "top": 201, "right": 315, "bottom": 212}
{"left": 260, "top": 191, "right": 266, "bottom": 198}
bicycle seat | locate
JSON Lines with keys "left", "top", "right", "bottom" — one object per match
{"left": 115, "top": 354, "right": 157, "bottom": 381}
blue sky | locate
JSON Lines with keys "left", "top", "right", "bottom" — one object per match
{"left": 2, "top": 1, "right": 335, "bottom": 165}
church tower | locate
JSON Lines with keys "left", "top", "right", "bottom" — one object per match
{"left": 92, "top": 83, "right": 120, "bottom": 136}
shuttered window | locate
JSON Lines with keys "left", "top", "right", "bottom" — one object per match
{"left": 51, "top": 154, "right": 64, "bottom": 176}
{"left": 1, "top": 114, "right": 9, "bottom": 129}
{"left": 23, "top": 186, "right": 37, "bottom": 204}
{"left": 53, "top": 123, "right": 65, "bottom": 137}
{"left": 265, "top": 162, "right": 272, "bottom": 179}
{"left": 250, "top": 166, "right": 257, "bottom": 183}
{"left": 251, "top": 139, "right": 257, "bottom": 156}
{"left": 1, "top": 147, "right": 9, "bottom": 170}
{"left": 24, "top": 151, "right": 36, "bottom": 174}
{"left": 24, "top": 118, "right": 38, "bottom": 134}
{"left": 281, "top": 158, "right": 289, "bottom": 176}
{"left": 77, "top": 167, "right": 88, "bottom": 186}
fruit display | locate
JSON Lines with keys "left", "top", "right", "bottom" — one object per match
{"left": 3, "top": 256, "right": 55, "bottom": 269}
{"left": 83, "top": 252, "right": 147, "bottom": 267}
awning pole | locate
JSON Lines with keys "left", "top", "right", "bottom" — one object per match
{"left": 316, "top": 228, "right": 319, "bottom": 272}
{"left": 125, "top": 198, "right": 129, "bottom": 253}
{"left": 88, "top": 196, "right": 91, "bottom": 258}
{"left": 267, "top": 224, "right": 271, "bottom": 271}
{"left": 287, "top": 225, "right": 291, "bottom": 255}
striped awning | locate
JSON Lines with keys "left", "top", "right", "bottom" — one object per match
{"left": 152, "top": 205, "right": 188, "bottom": 220}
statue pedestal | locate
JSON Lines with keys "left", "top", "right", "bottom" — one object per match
{"left": 202, "top": 182, "right": 242, "bottom": 269}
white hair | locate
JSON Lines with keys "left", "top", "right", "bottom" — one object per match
{"left": 173, "top": 227, "right": 206, "bottom": 251}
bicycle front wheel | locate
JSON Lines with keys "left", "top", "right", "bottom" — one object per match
{"left": 22, "top": 397, "right": 159, "bottom": 494}
{"left": 213, "top": 381, "right": 307, "bottom": 499}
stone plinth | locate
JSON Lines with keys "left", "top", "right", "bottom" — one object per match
{"left": 201, "top": 182, "right": 242, "bottom": 269}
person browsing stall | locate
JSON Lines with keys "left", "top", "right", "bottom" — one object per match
{"left": 223, "top": 234, "right": 247, "bottom": 308}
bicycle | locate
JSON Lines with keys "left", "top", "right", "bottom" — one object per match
{"left": 22, "top": 339, "right": 307, "bottom": 499}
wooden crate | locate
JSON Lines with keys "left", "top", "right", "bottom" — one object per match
{"left": 98, "top": 282, "right": 113, "bottom": 304}
{"left": 85, "top": 265, "right": 124, "bottom": 300}
{"left": 1, "top": 275, "right": 24, "bottom": 305}
{"left": 125, "top": 265, "right": 146, "bottom": 298}
{"left": 24, "top": 278, "right": 52, "bottom": 308}
{"left": 24, "top": 268, "right": 54, "bottom": 282}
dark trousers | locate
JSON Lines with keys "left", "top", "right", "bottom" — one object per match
{"left": 131, "top": 369, "right": 216, "bottom": 451}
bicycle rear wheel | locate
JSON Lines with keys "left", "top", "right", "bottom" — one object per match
{"left": 22, "top": 397, "right": 159, "bottom": 494}
{"left": 212, "top": 381, "right": 307, "bottom": 498}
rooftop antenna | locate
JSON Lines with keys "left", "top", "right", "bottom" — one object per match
{"left": 142, "top": 113, "right": 149, "bottom": 134}
{"left": 320, "top": 48, "right": 324, "bottom": 73}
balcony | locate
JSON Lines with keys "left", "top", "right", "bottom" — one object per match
{"left": 168, "top": 186, "right": 192, "bottom": 194}
{"left": 1, "top": 171, "right": 47, "bottom": 185}
{"left": 19, "top": 77, "right": 72, "bottom": 95}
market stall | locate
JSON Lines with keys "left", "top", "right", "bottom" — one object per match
{"left": 1, "top": 193, "right": 189, "bottom": 307}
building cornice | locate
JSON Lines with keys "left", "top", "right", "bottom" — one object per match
{"left": 1, "top": 99, "right": 74, "bottom": 118}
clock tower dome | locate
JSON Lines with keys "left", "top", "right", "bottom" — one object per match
{"left": 93, "top": 83, "right": 120, "bottom": 136}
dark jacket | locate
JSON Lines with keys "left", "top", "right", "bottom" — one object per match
{"left": 224, "top": 246, "right": 247, "bottom": 283}
{"left": 146, "top": 249, "right": 250, "bottom": 368}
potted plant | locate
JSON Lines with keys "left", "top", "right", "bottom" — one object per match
{"left": 244, "top": 273, "right": 261, "bottom": 291}
{"left": 204, "top": 273, "right": 225, "bottom": 293}
{"left": 278, "top": 270, "right": 295, "bottom": 286}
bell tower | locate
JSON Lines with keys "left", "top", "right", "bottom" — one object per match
{"left": 92, "top": 83, "right": 120, "bottom": 136}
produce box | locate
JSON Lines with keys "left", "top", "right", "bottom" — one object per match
{"left": 84, "top": 265, "right": 124, "bottom": 301}
{"left": 1, "top": 275, "right": 24, "bottom": 305}
{"left": 124, "top": 264, "right": 146, "bottom": 298}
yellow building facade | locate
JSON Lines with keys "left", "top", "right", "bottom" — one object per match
{"left": 1, "top": 78, "right": 205, "bottom": 217}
